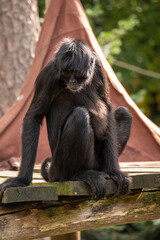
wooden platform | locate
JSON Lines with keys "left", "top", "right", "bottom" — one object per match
{"left": 1, "top": 162, "right": 160, "bottom": 240}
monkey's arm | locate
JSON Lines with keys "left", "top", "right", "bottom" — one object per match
{"left": 0, "top": 61, "right": 57, "bottom": 197}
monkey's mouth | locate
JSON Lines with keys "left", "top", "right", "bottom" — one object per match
{"left": 67, "top": 84, "right": 83, "bottom": 93}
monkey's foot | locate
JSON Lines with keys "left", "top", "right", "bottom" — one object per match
{"left": 0, "top": 177, "right": 29, "bottom": 199}
{"left": 109, "top": 171, "right": 132, "bottom": 196}
{"left": 72, "top": 170, "right": 110, "bottom": 199}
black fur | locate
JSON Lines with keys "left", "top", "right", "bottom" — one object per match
{"left": 0, "top": 39, "right": 132, "bottom": 199}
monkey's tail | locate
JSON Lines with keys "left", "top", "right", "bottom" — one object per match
{"left": 41, "top": 157, "right": 52, "bottom": 182}
{"left": 71, "top": 170, "right": 109, "bottom": 199}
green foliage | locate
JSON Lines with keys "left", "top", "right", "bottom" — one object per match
{"left": 82, "top": 221, "right": 160, "bottom": 240}
{"left": 97, "top": 14, "right": 139, "bottom": 63}
{"left": 81, "top": 0, "right": 160, "bottom": 126}
{"left": 38, "top": 0, "right": 46, "bottom": 25}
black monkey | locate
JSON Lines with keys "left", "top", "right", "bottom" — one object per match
{"left": 0, "top": 39, "right": 132, "bottom": 199}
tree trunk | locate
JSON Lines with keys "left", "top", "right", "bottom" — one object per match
{"left": 0, "top": 0, "right": 40, "bottom": 118}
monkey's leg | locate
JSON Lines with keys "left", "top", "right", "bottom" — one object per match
{"left": 114, "top": 106, "right": 132, "bottom": 156}
{"left": 100, "top": 106, "right": 131, "bottom": 196}
{"left": 49, "top": 107, "right": 95, "bottom": 181}
{"left": 45, "top": 107, "right": 109, "bottom": 199}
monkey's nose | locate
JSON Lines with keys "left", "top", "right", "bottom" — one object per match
{"left": 70, "top": 78, "right": 76, "bottom": 83}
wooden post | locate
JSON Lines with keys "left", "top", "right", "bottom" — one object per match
{"left": 51, "top": 232, "right": 81, "bottom": 240}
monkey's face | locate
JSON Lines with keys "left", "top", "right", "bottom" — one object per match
{"left": 55, "top": 39, "right": 96, "bottom": 92}
{"left": 61, "top": 70, "right": 89, "bottom": 93}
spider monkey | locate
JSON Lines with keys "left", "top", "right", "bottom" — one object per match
{"left": 0, "top": 38, "right": 132, "bottom": 199}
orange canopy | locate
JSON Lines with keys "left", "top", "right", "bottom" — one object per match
{"left": 0, "top": 0, "right": 159, "bottom": 169}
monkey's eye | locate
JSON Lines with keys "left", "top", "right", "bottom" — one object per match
{"left": 61, "top": 71, "right": 71, "bottom": 80}
{"left": 76, "top": 75, "right": 87, "bottom": 82}
{"left": 62, "top": 71, "right": 70, "bottom": 76}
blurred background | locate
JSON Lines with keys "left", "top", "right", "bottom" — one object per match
{"left": 0, "top": 0, "right": 160, "bottom": 239}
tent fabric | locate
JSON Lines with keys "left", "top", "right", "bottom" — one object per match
{"left": 0, "top": 0, "right": 159, "bottom": 169}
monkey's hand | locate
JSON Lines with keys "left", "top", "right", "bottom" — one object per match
{"left": 0, "top": 177, "right": 30, "bottom": 199}
{"left": 109, "top": 171, "right": 132, "bottom": 196}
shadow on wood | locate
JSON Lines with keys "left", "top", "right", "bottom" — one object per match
{"left": 51, "top": 232, "right": 81, "bottom": 240}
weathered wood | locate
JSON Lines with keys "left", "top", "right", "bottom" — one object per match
{"left": 36, "top": 181, "right": 92, "bottom": 196}
{"left": 131, "top": 173, "right": 160, "bottom": 189}
{"left": 120, "top": 162, "right": 160, "bottom": 173}
{"left": 2, "top": 173, "right": 160, "bottom": 203}
{"left": 121, "top": 168, "right": 160, "bottom": 173}
{"left": 0, "top": 171, "right": 42, "bottom": 179}
{"left": 2, "top": 186, "right": 58, "bottom": 203}
{"left": 1, "top": 190, "right": 160, "bottom": 240}
{"left": 120, "top": 161, "right": 160, "bottom": 167}
{"left": 1, "top": 161, "right": 160, "bottom": 183}
{"left": 0, "top": 164, "right": 160, "bottom": 240}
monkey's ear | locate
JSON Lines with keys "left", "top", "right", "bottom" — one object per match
{"left": 90, "top": 52, "right": 97, "bottom": 64}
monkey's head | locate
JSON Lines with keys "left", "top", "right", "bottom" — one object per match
{"left": 54, "top": 38, "right": 96, "bottom": 93}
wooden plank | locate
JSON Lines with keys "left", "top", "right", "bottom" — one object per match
{"left": 0, "top": 181, "right": 92, "bottom": 203}
{"left": 131, "top": 173, "right": 160, "bottom": 189}
{"left": 1, "top": 190, "right": 160, "bottom": 240}
{"left": 34, "top": 173, "right": 160, "bottom": 196}
{"left": 6, "top": 160, "right": 160, "bottom": 172}
{"left": 0, "top": 171, "right": 42, "bottom": 179}
{"left": 1, "top": 161, "right": 159, "bottom": 176}
{"left": 1, "top": 161, "right": 160, "bottom": 182}
{"left": 2, "top": 173, "right": 160, "bottom": 204}
{"left": 120, "top": 161, "right": 160, "bottom": 167}
{"left": 0, "top": 177, "right": 45, "bottom": 184}
{"left": 121, "top": 167, "right": 160, "bottom": 173}
{"left": 2, "top": 186, "right": 58, "bottom": 203}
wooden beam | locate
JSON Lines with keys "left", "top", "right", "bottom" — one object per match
{"left": 1, "top": 164, "right": 159, "bottom": 240}
{"left": 2, "top": 173, "right": 160, "bottom": 203}
{"left": 1, "top": 190, "right": 160, "bottom": 240}
{"left": 120, "top": 161, "right": 160, "bottom": 167}
{"left": 2, "top": 186, "right": 58, "bottom": 203}
{"left": 0, "top": 171, "right": 42, "bottom": 179}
